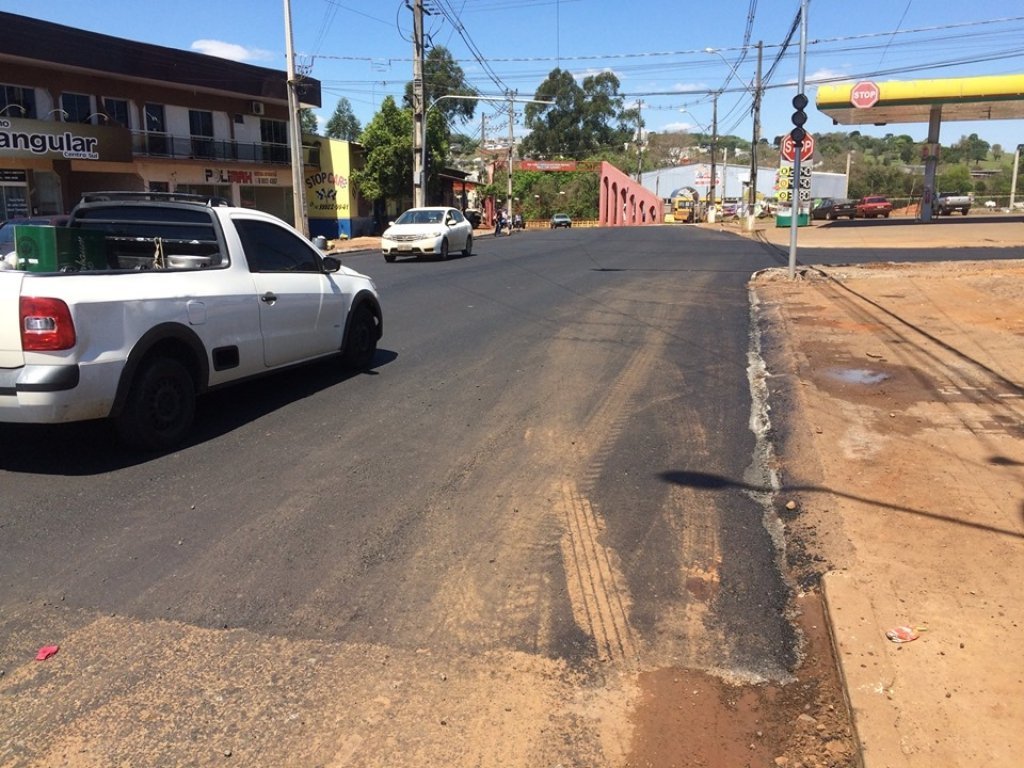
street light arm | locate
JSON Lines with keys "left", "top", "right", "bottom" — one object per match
{"left": 704, "top": 48, "right": 756, "bottom": 94}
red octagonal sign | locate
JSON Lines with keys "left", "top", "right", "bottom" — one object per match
{"left": 781, "top": 132, "right": 814, "bottom": 163}
{"left": 851, "top": 81, "right": 880, "bottom": 109}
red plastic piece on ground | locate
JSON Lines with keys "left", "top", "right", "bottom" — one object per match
{"left": 35, "top": 645, "right": 59, "bottom": 661}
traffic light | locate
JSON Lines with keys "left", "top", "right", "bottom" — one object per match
{"left": 791, "top": 93, "right": 808, "bottom": 144}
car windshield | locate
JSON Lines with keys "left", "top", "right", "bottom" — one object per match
{"left": 395, "top": 209, "right": 444, "bottom": 225}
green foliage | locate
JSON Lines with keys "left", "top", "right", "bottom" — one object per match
{"left": 325, "top": 97, "right": 361, "bottom": 141}
{"left": 299, "top": 108, "right": 318, "bottom": 134}
{"left": 520, "top": 68, "right": 635, "bottom": 160}
{"left": 956, "top": 133, "right": 990, "bottom": 166}
{"left": 350, "top": 97, "right": 412, "bottom": 203}
{"left": 936, "top": 164, "right": 972, "bottom": 194}
{"left": 349, "top": 97, "right": 447, "bottom": 205}
{"left": 403, "top": 46, "right": 477, "bottom": 125}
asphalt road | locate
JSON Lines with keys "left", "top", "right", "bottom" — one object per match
{"left": 1, "top": 226, "right": 1019, "bottom": 765}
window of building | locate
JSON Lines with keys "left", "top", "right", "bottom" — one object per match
{"left": 143, "top": 104, "right": 168, "bottom": 155}
{"left": 1, "top": 84, "right": 36, "bottom": 119}
{"left": 260, "top": 119, "right": 289, "bottom": 164}
{"left": 61, "top": 92, "right": 93, "bottom": 123}
{"left": 189, "top": 109, "right": 215, "bottom": 159}
{"left": 102, "top": 97, "right": 130, "bottom": 127}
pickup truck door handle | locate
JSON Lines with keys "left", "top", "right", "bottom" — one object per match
{"left": 260, "top": 291, "right": 278, "bottom": 304}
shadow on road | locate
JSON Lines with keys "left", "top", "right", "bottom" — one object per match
{"left": 0, "top": 350, "right": 398, "bottom": 476}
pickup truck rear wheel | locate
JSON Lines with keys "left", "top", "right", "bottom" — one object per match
{"left": 341, "top": 304, "right": 378, "bottom": 370}
{"left": 115, "top": 357, "right": 196, "bottom": 451}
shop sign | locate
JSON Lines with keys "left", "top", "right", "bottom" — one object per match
{"left": 517, "top": 160, "right": 577, "bottom": 172}
{"left": 306, "top": 170, "right": 350, "bottom": 217}
{"left": 0, "top": 118, "right": 131, "bottom": 162}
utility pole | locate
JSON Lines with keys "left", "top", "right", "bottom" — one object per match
{"left": 411, "top": 0, "right": 426, "bottom": 208}
{"left": 749, "top": 41, "right": 762, "bottom": 223}
{"left": 708, "top": 93, "right": 718, "bottom": 222}
{"left": 788, "top": 0, "right": 808, "bottom": 278}
{"left": 283, "top": 0, "right": 307, "bottom": 235}
{"left": 1011, "top": 144, "right": 1022, "bottom": 210}
{"left": 636, "top": 99, "right": 644, "bottom": 181}
{"left": 506, "top": 91, "right": 516, "bottom": 226}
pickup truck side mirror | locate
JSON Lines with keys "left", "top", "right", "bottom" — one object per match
{"left": 322, "top": 255, "right": 342, "bottom": 273}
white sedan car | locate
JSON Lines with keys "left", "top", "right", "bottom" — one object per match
{"left": 381, "top": 207, "right": 473, "bottom": 262}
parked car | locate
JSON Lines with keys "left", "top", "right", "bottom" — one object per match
{"left": 934, "top": 192, "right": 972, "bottom": 216}
{"left": 812, "top": 198, "right": 858, "bottom": 220}
{"left": 0, "top": 215, "right": 70, "bottom": 257}
{"left": 463, "top": 209, "right": 482, "bottom": 229}
{"left": 550, "top": 213, "right": 572, "bottom": 229}
{"left": 381, "top": 206, "right": 473, "bottom": 262}
{"left": 855, "top": 196, "right": 893, "bottom": 218}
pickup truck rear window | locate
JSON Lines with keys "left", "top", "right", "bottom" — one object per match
{"left": 72, "top": 205, "right": 224, "bottom": 269}
{"left": 74, "top": 205, "right": 218, "bottom": 242}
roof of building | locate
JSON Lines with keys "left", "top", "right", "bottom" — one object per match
{"left": 0, "top": 12, "right": 320, "bottom": 107}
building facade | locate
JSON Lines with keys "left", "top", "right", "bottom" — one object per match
{"left": 0, "top": 12, "right": 320, "bottom": 223}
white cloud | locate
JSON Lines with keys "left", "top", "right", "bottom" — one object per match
{"left": 660, "top": 122, "right": 700, "bottom": 133}
{"left": 571, "top": 67, "right": 622, "bottom": 81}
{"left": 191, "top": 39, "right": 277, "bottom": 64}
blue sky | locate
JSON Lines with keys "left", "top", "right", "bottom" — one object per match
{"left": 7, "top": 1, "right": 1024, "bottom": 153}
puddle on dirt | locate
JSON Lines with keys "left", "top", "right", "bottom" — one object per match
{"left": 825, "top": 368, "right": 890, "bottom": 386}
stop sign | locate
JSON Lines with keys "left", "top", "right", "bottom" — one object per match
{"left": 780, "top": 131, "right": 815, "bottom": 163}
{"left": 851, "top": 81, "right": 880, "bottom": 109}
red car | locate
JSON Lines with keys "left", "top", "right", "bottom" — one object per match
{"left": 855, "top": 196, "right": 892, "bottom": 219}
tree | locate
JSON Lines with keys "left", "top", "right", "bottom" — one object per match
{"left": 403, "top": 46, "right": 477, "bottom": 125}
{"left": 349, "top": 96, "right": 448, "bottom": 207}
{"left": 350, "top": 97, "right": 412, "bottom": 204}
{"left": 521, "top": 68, "right": 634, "bottom": 160}
{"left": 937, "top": 164, "right": 972, "bottom": 194}
{"left": 299, "top": 108, "right": 318, "bottom": 134}
{"left": 956, "top": 133, "right": 990, "bottom": 166}
{"left": 325, "top": 97, "right": 362, "bottom": 141}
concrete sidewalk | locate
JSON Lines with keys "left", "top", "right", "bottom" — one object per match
{"left": 710, "top": 212, "right": 1024, "bottom": 250}
{"left": 751, "top": 252, "right": 1024, "bottom": 767}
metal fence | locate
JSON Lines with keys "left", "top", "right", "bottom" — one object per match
{"left": 130, "top": 132, "right": 320, "bottom": 167}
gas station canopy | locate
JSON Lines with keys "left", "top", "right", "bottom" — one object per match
{"left": 816, "top": 73, "right": 1024, "bottom": 127}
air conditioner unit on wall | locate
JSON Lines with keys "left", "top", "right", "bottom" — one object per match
{"left": 250, "top": 101, "right": 265, "bottom": 116}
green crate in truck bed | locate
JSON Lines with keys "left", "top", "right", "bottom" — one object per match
{"left": 14, "top": 225, "right": 108, "bottom": 272}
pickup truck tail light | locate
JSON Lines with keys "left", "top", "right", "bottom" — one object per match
{"left": 20, "top": 297, "right": 77, "bottom": 351}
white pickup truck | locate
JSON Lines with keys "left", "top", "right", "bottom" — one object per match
{"left": 0, "top": 192, "right": 382, "bottom": 450}
{"left": 934, "top": 191, "right": 973, "bottom": 216}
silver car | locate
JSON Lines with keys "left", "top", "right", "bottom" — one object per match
{"left": 381, "top": 207, "right": 473, "bottom": 262}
